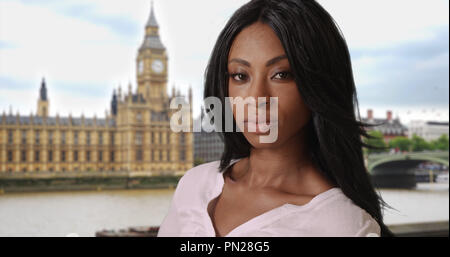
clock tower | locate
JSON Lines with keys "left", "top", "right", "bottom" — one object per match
{"left": 137, "top": 1, "right": 168, "bottom": 106}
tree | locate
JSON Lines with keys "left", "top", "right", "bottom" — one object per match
{"left": 364, "top": 130, "right": 387, "bottom": 153}
{"left": 194, "top": 157, "right": 205, "bottom": 167}
{"left": 430, "top": 134, "right": 449, "bottom": 151}
{"left": 389, "top": 136, "right": 412, "bottom": 152}
{"left": 411, "top": 134, "right": 432, "bottom": 152}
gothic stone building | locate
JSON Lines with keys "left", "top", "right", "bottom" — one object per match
{"left": 0, "top": 4, "right": 193, "bottom": 175}
{"left": 193, "top": 108, "right": 225, "bottom": 164}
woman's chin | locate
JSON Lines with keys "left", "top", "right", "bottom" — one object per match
{"left": 244, "top": 133, "right": 281, "bottom": 149}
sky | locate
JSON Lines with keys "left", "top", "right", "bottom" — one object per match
{"left": 0, "top": 0, "right": 448, "bottom": 124}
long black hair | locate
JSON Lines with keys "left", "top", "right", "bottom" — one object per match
{"left": 204, "top": 0, "right": 393, "bottom": 237}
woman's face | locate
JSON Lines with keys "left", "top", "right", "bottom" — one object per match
{"left": 228, "top": 22, "right": 311, "bottom": 148}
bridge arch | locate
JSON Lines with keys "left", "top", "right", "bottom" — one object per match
{"left": 368, "top": 152, "right": 449, "bottom": 173}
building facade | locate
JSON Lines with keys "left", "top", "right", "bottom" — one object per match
{"left": 0, "top": 4, "right": 193, "bottom": 175}
{"left": 193, "top": 108, "right": 224, "bottom": 164}
{"left": 361, "top": 109, "right": 408, "bottom": 143}
{"left": 408, "top": 120, "right": 449, "bottom": 141}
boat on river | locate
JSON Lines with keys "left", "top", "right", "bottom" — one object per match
{"left": 95, "top": 226, "right": 159, "bottom": 237}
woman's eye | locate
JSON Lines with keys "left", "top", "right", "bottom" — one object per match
{"left": 272, "top": 71, "right": 292, "bottom": 80}
{"left": 230, "top": 73, "right": 248, "bottom": 81}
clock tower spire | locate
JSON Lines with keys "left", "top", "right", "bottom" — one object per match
{"left": 37, "top": 77, "right": 49, "bottom": 117}
{"left": 137, "top": 0, "right": 168, "bottom": 106}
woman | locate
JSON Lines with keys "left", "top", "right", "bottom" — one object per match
{"left": 158, "top": 0, "right": 393, "bottom": 237}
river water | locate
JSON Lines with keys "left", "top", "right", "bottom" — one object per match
{"left": 0, "top": 183, "right": 448, "bottom": 237}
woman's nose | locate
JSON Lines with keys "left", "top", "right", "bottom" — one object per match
{"left": 248, "top": 75, "right": 270, "bottom": 104}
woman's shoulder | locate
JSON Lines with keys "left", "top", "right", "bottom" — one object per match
{"left": 301, "top": 188, "right": 381, "bottom": 236}
{"left": 179, "top": 159, "right": 242, "bottom": 186}
{"left": 170, "top": 161, "right": 223, "bottom": 204}
{"left": 180, "top": 161, "right": 222, "bottom": 184}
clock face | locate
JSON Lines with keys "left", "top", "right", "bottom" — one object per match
{"left": 151, "top": 59, "right": 164, "bottom": 74}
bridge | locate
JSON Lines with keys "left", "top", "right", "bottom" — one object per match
{"left": 366, "top": 151, "right": 449, "bottom": 188}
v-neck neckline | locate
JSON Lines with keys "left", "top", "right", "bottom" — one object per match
{"left": 205, "top": 159, "right": 340, "bottom": 237}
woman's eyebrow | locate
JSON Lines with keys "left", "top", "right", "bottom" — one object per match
{"left": 228, "top": 55, "right": 287, "bottom": 67}
{"left": 266, "top": 55, "right": 287, "bottom": 67}
{"left": 229, "top": 58, "right": 251, "bottom": 67}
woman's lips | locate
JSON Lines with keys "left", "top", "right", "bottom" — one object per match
{"left": 244, "top": 120, "right": 278, "bottom": 134}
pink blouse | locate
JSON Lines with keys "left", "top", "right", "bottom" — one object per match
{"left": 157, "top": 160, "right": 381, "bottom": 237}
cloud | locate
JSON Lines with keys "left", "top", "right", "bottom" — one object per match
{"left": 0, "top": 0, "right": 136, "bottom": 108}
{"left": 320, "top": 0, "right": 449, "bottom": 116}
{"left": 61, "top": 4, "right": 139, "bottom": 38}
{"left": 0, "top": 40, "right": 16, "bottom": 49}
{"left": 0, "top": 0, "right": 250, "bottom": 118}
{"left": 319, "top": 0, "right": 449, "bottom": 49}
{"left": 350, "top": 26, "right": 449, "bottom": 61}
{"left": 352, "top": 25, "right": 449, "bottom": 107}
{"left": 15, "top": 0, "right": 143, "bottom": 37}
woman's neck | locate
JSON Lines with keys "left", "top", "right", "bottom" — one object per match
{"left": 238, "top": 130, "right": 315, "bottom": 189}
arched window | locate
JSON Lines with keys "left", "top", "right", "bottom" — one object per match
{"left": 61, "top": 131, "right": 66, "bottom": 145}
{"left": 180, "top": 150, "right": 186, "bottom": 161}
{"left": 180, "top": 133, "right": 185, "bottom": 144}
{"left": 136, "top": 149, "right": 143, "bottom": 161}
{"left": 136, "top": 112, "right": 142, "bottom": 123}
{"left": 86, "top": 131, "right": 91, "bottom": 145}
{"left": 110, "top": 133, "right": 115, "bottom": 145}
{"left": 135, "top": 132, "right": 143, "bottom": 145}
{"left": 61, "top": 151, "right": 66, "bottom": 162}
{"left": 73, "top": 131, "right": 78, "bottom": 145}
{"left": 48, "top": 131, "right": 53, "bottom": 145}
{"left": 35, "top": 150, "right": 40, "bottom": 162}
{"left": 8, "top": 130, "right": 13, "bottom": 144}
{"left": 20, "top": 150, "right": 26, "bottom": 162}
{"left": 73, "top": 151, "right": 78, "bottom": 162}
{"left": 98, "top": 132, "right": 103, "bottom": 145}
{"left": 21, "top": 130, "right": 27, "bottom": 145}
{"left": 35, "top": 131, "right": 40, "bottom": 144}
